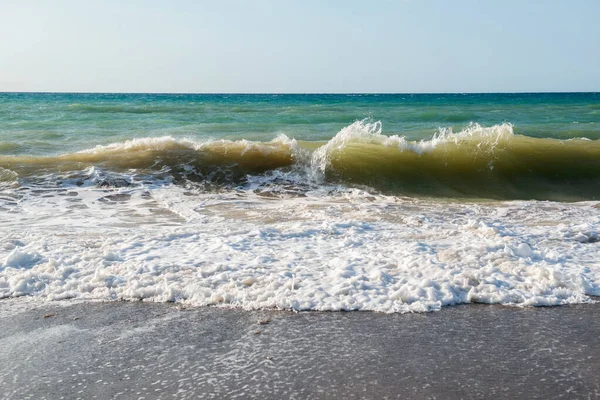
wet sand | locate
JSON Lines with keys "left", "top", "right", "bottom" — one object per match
{"left": 1, "top": 299, "right": 599, "bottom": 399}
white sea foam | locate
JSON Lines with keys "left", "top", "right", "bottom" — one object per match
{"left": 0, "top": 176, "right": 598, "bottom": 312}
{"left": 76, "top": 134, "right": 300, "bottom": 156}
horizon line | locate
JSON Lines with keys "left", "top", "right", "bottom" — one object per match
{"left": 1, "top": 90, "right": 600, "bottom": 95}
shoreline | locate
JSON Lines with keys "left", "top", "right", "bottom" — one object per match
{"left": 1, "top": 299, "right": 599, "bottom": 399}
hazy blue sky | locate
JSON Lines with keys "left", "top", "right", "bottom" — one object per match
{"left": 1, "top": 0, "right": 599, "bottom": 93}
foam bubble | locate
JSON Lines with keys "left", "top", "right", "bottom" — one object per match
{"left": 0, "top": 179, "right": 599, "bottom": 312}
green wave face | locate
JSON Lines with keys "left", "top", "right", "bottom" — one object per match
{"left": 0, "top": 136, "right": 296, "bottom": 186}
{"left": 326, "top": 135, "right": 600, "bottom": 201}
{"left": 308, "top": 120, "right": 600, "bottom": 201}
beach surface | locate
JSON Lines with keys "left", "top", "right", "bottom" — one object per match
{"left": 1, "top": 299, "right": 599, "bottom": 399}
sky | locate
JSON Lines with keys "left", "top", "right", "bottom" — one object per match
{"left": 1, "top": 0, "right": 599, "bottom": 93}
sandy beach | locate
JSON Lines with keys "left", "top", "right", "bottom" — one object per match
{"left": 1, "top": 299, "right": 599, "bottom": 399}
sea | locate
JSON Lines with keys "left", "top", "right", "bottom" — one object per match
{"left": 0, "top": 92, "right": 599, "bottom": 312}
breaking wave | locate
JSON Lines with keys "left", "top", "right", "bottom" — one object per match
{"left": 1, "top": 120, "right": 599, "bottom": 201}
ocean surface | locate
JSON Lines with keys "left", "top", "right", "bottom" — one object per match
{"left": 0, "top": 92, "right": 599, "bottom": 312}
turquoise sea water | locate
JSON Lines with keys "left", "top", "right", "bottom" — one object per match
{"left": 1, "top": 92, "right": 599, "bottom": 155}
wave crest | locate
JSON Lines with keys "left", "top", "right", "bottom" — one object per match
{"left": 311, "top": 119, "right": 515, "bottom": 174}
